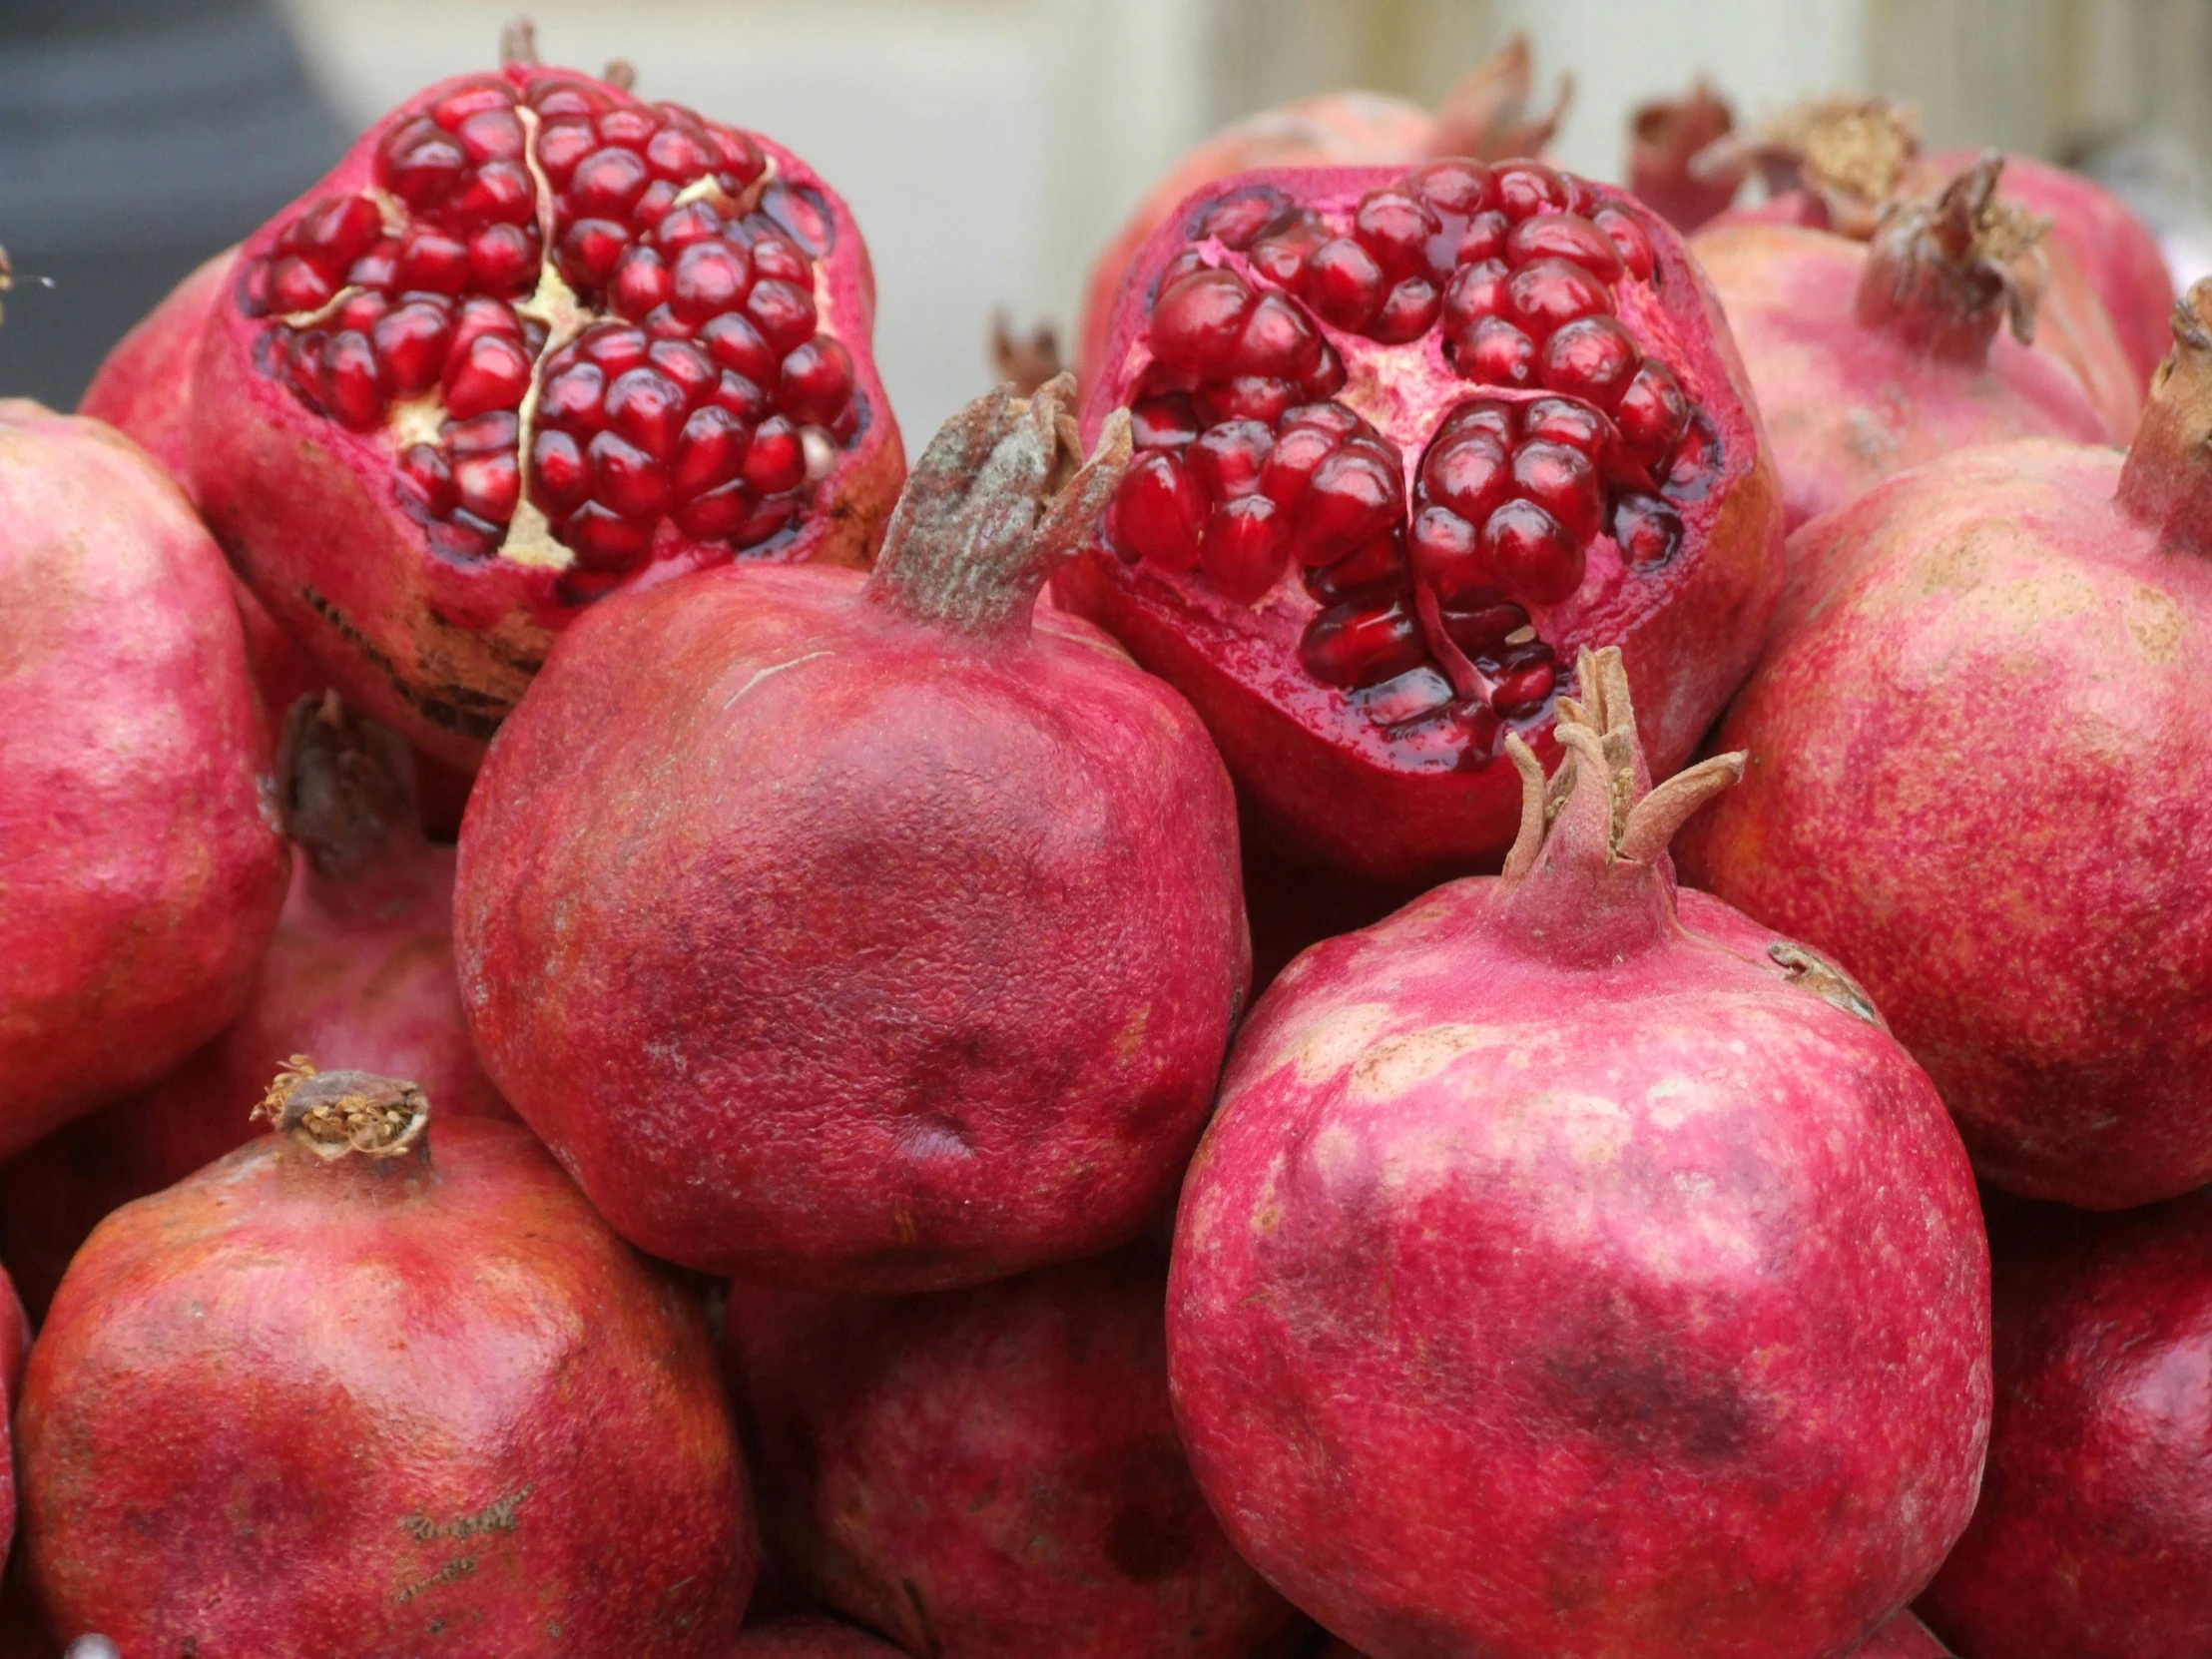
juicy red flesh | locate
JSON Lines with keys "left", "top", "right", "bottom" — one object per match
{"left": 241, "top": 70, "right": 864, "bottom": 580}
{"left": 1098, "top": 161, "right": 1714, "bottom": 764}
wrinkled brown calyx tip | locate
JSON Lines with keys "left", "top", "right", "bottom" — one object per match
{"left": 500, "top": 16, "right": 540, "bottom": 68}
{"left": 2117, "top": 276, "right": 2212, "bottom": 549}
{"left": 1857, "top": 152, "right": 2047, "bottom": 361}
{"left": 1696, "top": 96, "right": 1920, "bottom": 239}
{"left": 256, "top": 1058, "right": 429, "bottom": 1161}
{"left": 989, "top": 311, "right": 1067, "bottom": 399}
{"left": 1431, "top": 32, "right": 1573, "bottom": 162}
{"left": 864, "top": 371, "right": 1131, "bottom": 636}
{"left": 1500, "top": 645, "right": 1743, "bottom": 883}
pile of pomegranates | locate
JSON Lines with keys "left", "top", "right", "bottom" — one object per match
{"left": 8, "top": 24, "right": 2212, "bottom": 1659}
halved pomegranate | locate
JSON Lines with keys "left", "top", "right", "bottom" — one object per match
{"left": 1061, "top": 161, "right": 1783, "bottom": 883}
{"left": 190, "top": 43, "right": 902, "bottom": 768}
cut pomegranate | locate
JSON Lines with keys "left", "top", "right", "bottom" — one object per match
{"left": 1063, "top": 161, "right": 1782, "bottom": 883}
{"left": 190, "top": 47, "right": 902, "bottom": 768}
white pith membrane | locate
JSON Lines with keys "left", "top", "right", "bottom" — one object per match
{"left": 1097, "top": 162, "right": 1726, "bottom": 770}
{"left": 241, "top": 69, "right": 862, "bottom": 596}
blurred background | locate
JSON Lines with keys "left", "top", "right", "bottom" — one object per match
{"left": 4, "top": 0, "right": 2210, "bottom": 447}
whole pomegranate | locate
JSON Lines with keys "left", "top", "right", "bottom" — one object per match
{"left": 734, "top": 1617, "right": 905, "bottom": 1658}
{"left": 1167, "top": 648, "right": 1990, "bottom": 1659}
{"left": 18, "top": 1064, "right": 753, "bottom": 1653}
{"left": 0, "top": 695, "right": 511, "bottom": 1319}
{"left": 188, "top": 35, "right": 903, "bottom": 769}
{"left": 1060, "top": 159, "right": 1783, "bottom": 886}
{"left": 1918, "top": 1193, "right": 2212, "bottom": 1659}
{"left": 1679, "top": 278, "right": 2212, "bottom": 1209}
{"left": 457, "top": 377, "right": 1246, "bottom": 1289}
{"left": 0, "top": 403, "right": 290, "bottom": 1160}
{"left": 1695, "top": 155, "right": 2115, "bottom": 532}
{"left": 727, "top": 1242, "right": 1309, "bottom": 1659}
{"left": 1075, "top": 35, "right": 1571, "bottom": 386}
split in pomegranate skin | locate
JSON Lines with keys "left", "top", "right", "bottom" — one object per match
{"left": 456, "top": 376, "right": 1249, "bottom": 1289}
{"left": 189, "top": 48, "right": 904, "bottom": 769}
{"left": 0, "top": 695, "right": 512, "bottom": 1320}
{"left": 1062, "top": 160, "right": 1783, "bottom": 885}
{"left": 726, "top": 1242, "right": 1311, "bottom": 1659}
{"left": 1918, "top": 1193, "right": 2212, "bottom": 1659}
{"left": 733, "top": 1616, "right": 908, "bottom": 1658}
{"left": 1695, "top": 155, "right": 2118, "bottom": 534}
{"left": 0, "top": 403, "right": 291, "bottom": 1162}
{"left": 1679, "top": 278, "right": 2212, "bottom": 1209}
{"left": 1167, "top": 649, "right": 1989, "bottom": 1659}
{"left": 18, "top": 1065, "right": 754, "bottom": 1655}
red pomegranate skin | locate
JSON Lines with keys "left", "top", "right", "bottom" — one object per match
{"left": 1694, "top": 160, "right": 2116, "bottom": 533}
{"left": 0, "top": 699, "right": 511, "bottom": 1320}
{"left": 0, "top": 403, "right": 290, "bottom": 1159}
{"left": 1910, "top": 148, "right": 2176, "bottom": 392}
{"left": 18, "top": 1099, "right": 754, "bottom": 1654}
{"left": 0, "top": 1265, "right": 27, "bottom": 1574}
{"left": 1168, "top": 651, "right": 1989, "bottom": 1659}
{"left": 734, "top": 1616, "right": 906, "bottom": 1657}
{"left": 1678, "top": 280, "right": 2212, "bottom": 1208}
{"left": 1323, "top": 1605, "right": 1950, "bottom": 1658}
{"left": 726, "top": 1243, "right": 1310, "bottom": 1659}
{"left": 457, "top": 381, "right": 1247, "bottom": 1289}
{"left": 1062, "top": 162, "right": 1784, "bottom": 887}
{"left": 1919, "top": 1192, "right": 2212, "bottom": 1659}
{"left": 190, "top": 60, "right": 904, "bottom": 770}
{"left": 79, "top": 248, "right": 233, "bottom": 484}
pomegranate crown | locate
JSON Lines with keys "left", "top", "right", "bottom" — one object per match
{"left": 865, "top": 373, "right": 1132, "bottom": 635}
{"left": 1857, "top": 153, "right": 2047, "bottom": 360}
{"left": 256, "top": 1058, "right": 429, "bottom": 1162}
{"left": 1694, "top": 96, "right": 1920, "bottom": 238}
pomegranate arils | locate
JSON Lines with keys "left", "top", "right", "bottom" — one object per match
{"left": 1115, "top": 454, "right": 1206, "bottom": 570}
{"left": 1303, "top": 596, "right": 1426, "bottom": 688}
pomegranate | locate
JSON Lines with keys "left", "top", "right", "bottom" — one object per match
{"left": 1060, "top": 159, "right": 1783, "bottom": 885}
{"left": 0, "top": 695, "right": 511, "bottom": 1320}
{"left": 1167, "top": 647, "right": 1989, "bottom": 1659}
{"left": 79, "top": 248, "right": 233, "bottom": 485}
{"left": 1917, "top": 1193, "right": 2212, "bottom": 1659}
{"left": 1323, "top": 1606, "right": 1951, "bottom": 1659}
{"left": 735, "top": 1617, "right": 906, "bottom": 1658}
{"left": 1679, "top": 277, "right": 2212, "bottom": 1209}
{"left": 1076, "top": 34, "right": 1571, "bottom": 387}
{"left": 17, "top": 1063, "right": 753, "bottom": 1652}
{"left": 1626, "top": 79, "right": 1740, "bottom": 232}
{"left": 0, "top": 403, "right": 290, "bottom": 1160}
{"left": 188, "top": 34, "right": 903, "bottom": 770}
{"left": 1695, "top": 155, "right": 2115, "bottom": 533}
{"left": 456, "top": 377, "right": 1246, "bottom": 1289}
{"left": 726, "top": 1242, "right": 1309, "bottom": 1659}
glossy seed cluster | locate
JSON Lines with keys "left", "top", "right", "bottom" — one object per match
{"left": 1103, "top": 159, "right": 1719, "bottom": 755}
{"left": 240, "top": 70, "right": 862, "bottom": 575}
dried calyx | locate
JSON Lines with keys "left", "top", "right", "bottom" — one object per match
{"left": 2117, "top": 276, "right": 2212, "bottom": 553}
{"left": 1696, "top": 97, "right": 1921, "bottom": 239}
{"left": 989, "top": 312, "right": 1065, "bottom": 398}
{"left": 255, "top": 1057, "right": 429, "bottom": 1161}
{"left": 1856, "top": 154, "right": 2046, "bottom": 362}
{"left": 865, "top": 374, "right": 1130, "bottom": 636}
{"left": 275, "top": 693, "right": 420, "bottom": 880}
{"left": 1429, "top": 34, "right": 1574, "bottom": 162}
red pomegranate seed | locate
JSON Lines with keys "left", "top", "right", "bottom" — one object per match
{"left": 1450, "top": 211, "right": 1511, "bottom": 268}
{"left": 333, "top": 291, "right": 388, "bottom": 333}
{"left": 605, "top": 366, "right": 688, "bottom": 458}
{"left": 1439, "top": 597, "right": 1530, "bottom": 656}
{"left": 397, "top": 443, "right": 455, "bottom": 517}
{"left": 380, "top": 119, "right": 466, "bottom": 207}
{"left": 608, "top": 248, "right": 674, "bottom": 319}
{"left": 445, "top": 411, "right": 518, "bottom": 454}
{"left": 1593, "top": 206, "right": 1656, "bottom": 281}
{"left": 468, "top": 224, "right": 538, "bottom": 295}
{"left": 444, "top": 332, "right": 532, "bottom": 420}
{"left": 397, "top": 233, "right": 471, "bottom": 294}
{"left": 432, "top": 79, "right": 513, "bottom": 126}
{"left": 1611, "top": 492, "right": 1684, "bottom": 566}
{"left": 558, "top": 219, "right": 629, "bottom": 288}
{"left": 1492, "top": 162, "right": 1569, "bottom": 221}
{"left": 1408, "top": 160, "right": 1492, "bottom": 218}
{"left": 646, "top": 125, "right": 715, "bottom": 181}
{"left": 456, "top": 160, "right": 535, "bottom": 226}
{"left": 530, "top": 80, "right": 609, "bottom": 119}
{"left": 1304, "top": 533, "right": 1406, "bottom": 605}
{"left": 1481, "top": 498, "right": 1584, "bottom": 605}
{"left": 1506, "top": 260, "right": 1612, "bottom": 338}
{"left": 1519, "top": 397, "right": 1605, "bottom": 454}
{"left": 569, "top": 148, "right": 651, "bottom": 219}
{"left": 1491, "top": 649, "right": 1558, "bottom": 715}
{"left": 1297, "top": 447, "right": 1402, "bottom": 565}
{"left": 269, "top": 257, "right": 335, "bottom": 314}
{"left": 672, "top": 241, "right": 752, "bottom": 324}
{"left": 347, "top": 241, "right": 400, "bottom": 289}
{"left": 1462, "top": 317, "right": 1537, "bottom": 386}
{"left": 531, "top": 429, "right": 592, "bottom": 511}
{"left": 640, "top": 338, "right": 716, "bottom": 402}
{"left": 562, "top": 502, "right": 654, "bottom": 571}
{"left": 714, "top": 369, "right": 768, "bottom": 421}
{"left": 449, "top": 295, "right": 519, "bottom": 353}
{"left": 288, "top": 195, "right": 383, "bottom": 266}
{"left": 1442, "top": 260, "right": 1509, "bottom": 335}
{"left": 589, "top": 430, "right": 673, "bottom": 518}
{"left": 1512, "top": 441, "right": 1603, "bottom": 543}
{"left": 741, "top": 417, "right": 806, "bottom": 494}
{"left": 1130, "top": 393, "right": 1200, "bottom": 450}
{"left": 674, "top": 479, "right": 756, "bottom": 540}
{"left": 673, "top": 405, "right": 751, "bottom": 497}
{"left": 1540, "top": 316, "right": 1641, "bottom": 408}
{"left": 1196, "top": 377, "right": 1298, "bottom": 427}
{"left": 1353, "top": 191, "right": 1440, "bottom": 279}
{"left": 1116, "top": 453, "right": 1207, "bottom": 570}
{"left": 713, "top": 127, "right": 767, "bottom": 181}
{"left": 538, "top": 360, "right": 606, "bottom": 428}
{"left": 1301, "top": 597, "right": 1426, "bottom": 689}
{"left": 1257, "top": 424, "right": 1338, "bottom": 511}
{"left": 1250, "top": 218, "right": 1327, "bottom": 286}
{"left": 1151, "top": 269, "right": 1254, "bottom": 375}
{"left": 1438, "top": 400, "right": 1518, "bottom": 447}
{"left": 535, "top": 118, "right": 598, "bottom": 184}
{"left": 749, "top": 234, "right": 811, "bottom": 287}
{"left": 324, "top": 331, "right": 385, "bottom": 430}
{"left": 1284, "top": 401, "right": 1364, "bottom": 440}
{"left": 454, "top": 451, "right": 521, "bottom": 521}
{"left": 1186, "top": 420, "right": 1274, "bottom": 501}
{"left": 456, "top": 107, "right": 525, "bottom": 163}
{"left": 650, "top": 202, "right": 723, "bottom": 255}
{"left": 700, "top": 312, "right": 778, "bottom": 384}
{"left": 1202, "top": 495, "right": 1290, "bottom": 603}
{"left": 1615, "top": 359, "right": 1692, "bottom": 468}
{"left": 1373, "top": 278, "right": 1440, "bottom": 344}
{"left": 285, "top": 330, "right": 330, "bottom": 406}
{"left": 1506, "top": 214, "right": 1624, "bottom": 283}
{"left": 1421, "top": 431, "right": 1512, "bottom": 525}
{"left": 1304, "top": 239, "right": 1386, "bottom": 330}
{"left": 1196, "top": 189, "right": 1286, "bottom": 250}
{"left": 1407, "top": 504, "right": 1484, "bottom": 603}
{"left": 746, "top": 280, "right": 818, "bottom": 354}
{"left": 372, "top": 301, "right": 450, "bottom": 398}
{"left": 597, "top": 107, "right": 659, "bottom": 149}
{"left": 780, "top": 339, "right": 854, "bottom": 425}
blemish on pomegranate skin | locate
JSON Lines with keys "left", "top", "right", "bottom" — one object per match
{"left": 724, "top": 648, "right": 832, "bottom": 707}
{"left": 1347, "top": 1021, "right": 1511, "bottom": 1100}
{"left": 1281, "top": 1000, "right": 1396, "bottom": 1083}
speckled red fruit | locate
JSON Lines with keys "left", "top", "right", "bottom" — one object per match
{"left": 0, "top": 404, "right": 290, "bottom": 1160}
{"left": 18, "top": 1069, "right": 752, "bottom": 1654}
{"left": 0, "top": 697, "right": 511, "bottom": 1319}
{"left": 1680, "top": 280, "right": 2212, "bottom": 1208}
{"left": 1168, "top": 650, "right": 1989, "bottom": 1659}
{"left": 1696, "top": 156, "right": 2116, "bottom": 532}
{"left": 457, "top": 380, "right": 1246, "bottom": 1288}
{"left": 80, "top": 249, "right": 233, "bottom": 485}
{"left": 1918, "top": 1193, "right": 2212, "bottom": 1659}
{"left": 733, "top": 1617, "right": 905, "bottom": 1658}
{"left": 189, "top": 51, "right": 902, "bottom": 770}
{"left": 1063, "top": 160, "right": 1782, "bottom": 886}
{"left": 727, "top": 1243, "right": 1308, "bottom": 1659}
